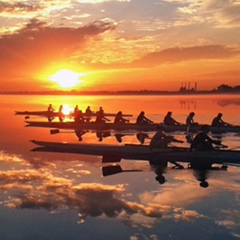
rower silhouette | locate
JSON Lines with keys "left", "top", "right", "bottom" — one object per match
{"left": 136, "top": 111, "right": 153, "bottom": 124}
{"left": 95, "top": 109, "right": 110, "bottom": 123}
{"left": 85, "top": 106, "right": 92, "bottom": 122}
{"left": 114, "top": 111, "right": 129, "bottom": 124}
{"left": 150, "top": 124, "right": 184, "bottom": 168}
{"left": 186, "top": 112, "right": 198, "bottom": 127}
{"left": 163, "top": 111, "right": 181, "bottom": 126}
{"left": 211, "top": 113, "right": 232, "bottom": 127}
{"left": 58, "top": 105, "right": 64, "bottom": 122}
{"left": 150, "top": 124, "right": 183, "bottom": 149}
{"left": 47, "top": 104, "right": 54, "bottom": 122}
{"left": 190, "top": 125, "right": 227, "bottom": 151}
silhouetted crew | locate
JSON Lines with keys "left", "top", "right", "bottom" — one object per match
{"left": 190, "top": 125, "right": 225, "bottom": 151}
{"left": 98, "top": 107, "right": 104, "bottom": 115}
{"left": 211, "top": 113, "right": 232, "bottom": 127}
{"left": 85, "top": 106, "right": 92, "bottom": 122}
{"left": 150, "top": 124, "right": 183, "bottom": 149}
{"left": 74, "top": 105, "right": 79, "bottom": 114}
{"left": 75, "top": 110, "right": 85, "bottom": 123}
{"left": 58, "top": 105, "right": 64, "bottom": 122}
{"left": 47, "top": 104, "right": 54, "bottom": 122}
{"left": 163, "top": 112, "right": 181, "bottom": 126}
{"left": 47, "top": 104, "right": 54, "bottom": 112}
{"left": 136, "top": 111, "right": 153, "bottom": 124}
{"left": 85, "top": 106, "right": 92, "bottom": 114}
{"left": 150, "top": 124, "right": 184, "bottom": 168}
{"left": 95, "top": 110, "right": 110, "bottom": 123}
{"left": 186, "top": 112, "right": 198, "bottom": 127}
{"left": 114, "top": 111, "right": 129, "bottom": 124}
{"left": 73, "top": 105, "right": 79, "bottom": 122}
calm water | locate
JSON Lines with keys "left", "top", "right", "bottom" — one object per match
{"left": 0, "top": 94, "right": 240, "bottom": 240}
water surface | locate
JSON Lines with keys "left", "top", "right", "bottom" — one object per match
{"left": 0, "top": 94, "right": 240, "bottom": 240}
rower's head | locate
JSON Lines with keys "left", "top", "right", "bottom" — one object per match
{"left": 217, "top": 113, "right": 222, "bottom": 118}
{"left": 167, "top": 111, "right": 172, "bottom": 116}
{"left": 201, "top": 124, "right": 209, "bottom": 133}
{"left": 190, "top": 112, "right": 195, "bottom": 116}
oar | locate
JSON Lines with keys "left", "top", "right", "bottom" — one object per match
{"left": 222, "top": 162, "right": 240, "bottom": 167}
{"left": 50, "top": 129, "right": 87, "bottom": 135}
{"left": 50, "top": 129, "right": 76, "bottom": 135}
{"left": 227, "top": 145, "right": 240, "bottom": 150}
{"left": 24, "top": 115, "right": 43, "bottom": 119}
{"left": 50, "top": 129, "right": 62, "bottom": 134}
{"left": 102, "top": 165, "right": 142, "bottom": 176}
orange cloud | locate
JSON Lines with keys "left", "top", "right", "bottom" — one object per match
{"left": 0, "top": 18, "right": 116, "bottom": 89}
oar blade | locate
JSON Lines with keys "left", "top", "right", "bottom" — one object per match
{"left": 50, "top": 129, "right": 60, "bottom": 135}
{"left": 102, "top": 165, "right": 122, "bottom": 176}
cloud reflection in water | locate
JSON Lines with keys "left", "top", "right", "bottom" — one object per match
{"left": 0, "top": 150, "right": 209, "bottom": 230}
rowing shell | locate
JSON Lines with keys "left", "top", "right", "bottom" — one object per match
{"left": 27, "top": 121, "right": 159, "bottom": 132}
{"left": 15, "top": 110, "right": 132, "bottom": 118}
{"left": 26, "top": 121, "right": 240, "bottom": 133}
{"left": 31, "top": 140, "right": 240, "bottom": 165}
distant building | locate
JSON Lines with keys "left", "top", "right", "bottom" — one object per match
{"left": 179, "top": 82, "right": 197, "bottom": 93}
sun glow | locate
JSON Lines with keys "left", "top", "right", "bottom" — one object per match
{"left": 61, "top": 104, "right": 72, "bottom": 115}
{"left": 49, "top": 69, "right": 85, "bottom": 88}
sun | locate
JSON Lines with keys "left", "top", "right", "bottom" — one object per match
{"left": 49, "top": 69, "right": 85, "bottom": 88}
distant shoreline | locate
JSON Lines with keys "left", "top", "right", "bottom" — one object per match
{"left": 1, "top": 90, "right": 240, "bottom": 96}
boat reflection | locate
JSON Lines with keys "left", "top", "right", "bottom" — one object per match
{"left": 102, "top": 160, "right": 229, "bottom": 188}
{"left": 1, "top": 141, "right": 240, "bottom": 237}
{"left": 51, "top": 128, "right": 151, "bottom": 144}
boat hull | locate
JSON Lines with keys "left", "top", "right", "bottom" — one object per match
{"left": 31, "top": 140, "right": 240, "bottom": 165}
{"left": 26, "top": 121, "right": 240, "bottom": 133}
{"left": 15, "top": 110, "right": 132, "bottom": 118}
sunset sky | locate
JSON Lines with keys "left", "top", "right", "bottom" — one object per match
{"left": 0, "top": 0, "right": 240, "bottom": 92}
